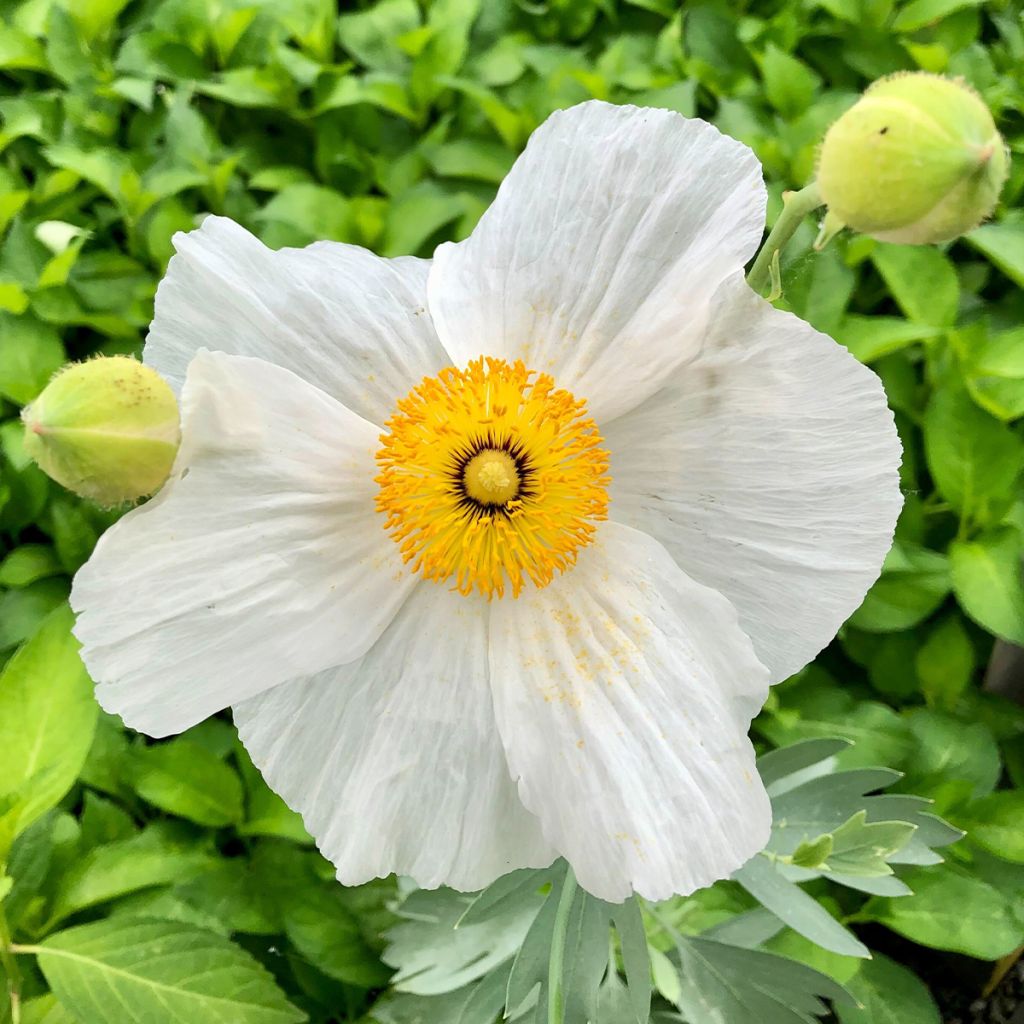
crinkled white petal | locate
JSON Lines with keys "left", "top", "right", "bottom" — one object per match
{"left": 428, "top": 100, "right": 766, "bottom": 422}
{"left": 145, "top": 216, "right": 448, "bottom": 426}
{"left": 71, "top": 351, "right": 414, "bottom": 737}
{"left": 234, "top": 583, "right": 556, "bottom": 891}
{"left": 604, "top": 275, "right": 904, "bottom": 684}
{"left": 488, "top": 522, "right": 772, "bottom": 903}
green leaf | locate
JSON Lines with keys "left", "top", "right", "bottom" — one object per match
{"left": 0, "top": 544, "right": 62, "bottom": 587}
{"left": 131, "top": 738, "right": 244, "bottom": 827}
{"left": 966, "top": 222, "right": 1024, "bottom": 287}
{"left": 49, "top": 824, "right": 219, "bottom": 925}
{"left": 159, "top": 860, "right": 280, "bottom": 936}
{"left": 923, "top": 388, "right": 1022, "bottom": 520}
{"left": 0, "top": 312, "right": 65, "bottom": 404}
{"left": 872, "top": 245, "right": 959, "bottom": 326}
{"left": 862, "top": 863, "right": 1023, "bottom": 959}
{"left": 761, "top": 44, "right": 821, "bottom": 117}
{"left": 282, "top": 879, "right": 392, "bottom": 988}
{"left": 235, "top": 743, "right": 309, "bottom": 843}
{"left": 849, "top": 543, "right": 950, "bottom": 632}
{"left": 950, "top": 528, "right": 1024, "bottom": 644}
{"left": 35, "top": 918, "right": 306, "bottom": 1023}
{"left": 337, "top": 0, "right": 421, "bottom": 71}
{"left": 914, "top": 614, "right": 975, "bottom": 709}
{"left": 837, "top": 954, "right": 941, "bottom": 1024}
{"left": 20, "top": 995, "right": 80, "bottom": 1024}
{"left": 959, "top": 792, "right": 1024, "bottom": 863}
{"left": 0, "top": 604, "right": 96, "bottom": 849}
{"left": 0, "top": 578, "right": 69, "bottom": 651}
{"left": 903, "top": 709, "right": 1000, "bottom": 800}
{"left": 836, "top": 316, "right": 941, "bottom": 364}
{"left": 0, "top": 25, "right": 48, "bottom": 71}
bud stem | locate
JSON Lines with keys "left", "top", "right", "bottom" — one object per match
{"left": 747, "top": 182, "right": 823, "bottom": 296}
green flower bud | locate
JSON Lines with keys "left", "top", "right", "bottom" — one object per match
{"left": 22, "top": 357, "right": 180, "bottom": 506}
{"left": 817, "top": 72, "right": 1007, "bottom": 245}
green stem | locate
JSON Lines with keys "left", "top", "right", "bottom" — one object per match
{"left": 0, "top": 907, "right": 23, "bottom": 1024}
{"left": 547, "top": 866, "right": 578, "bottom": 1024}
{"left": 746, "top": 182, "right": 824, "bottom": 296}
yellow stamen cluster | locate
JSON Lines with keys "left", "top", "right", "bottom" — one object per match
{"left": 375, "top": 357, "right": 610, "bottom": 598}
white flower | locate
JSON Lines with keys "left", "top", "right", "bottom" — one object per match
{"left": 71, "top": 101, "right": 902, "bottom": 903}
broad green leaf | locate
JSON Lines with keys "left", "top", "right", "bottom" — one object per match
{"left": 971, "top": 326, "right": 1024, "bottom": 378}
{"left": 872, "top": 245, "right": 959, "bottom": 326}
{"left": 0, "top": 312, "right": 65, "bottom": 404}
{"left": 0, "top": 578, "right": 69, "bottom": 651}
{"left": 837, "top": 954, "right": 940, "bottom": 1024}
{"left": 35, "top": 918, "right": 306, "bottom": 1023}
{"left": 283, "top": 880, "right": 392, "bottom": 988}
{"left": 863, "top": 864, "right": 1022, "bottom": 959}
{"left": 849, "top": 543, "right": 950, "bottom": 632}
{"left": 959, "top": 792, "right": 1024, "bottom": 863}
{"left": 235, "top": 744, "right": 309, "bottom": 843}
{"left": 21, "top": 995, "right": 79, "bottom": 1023}
{"left": 156, "top": 860, "right": 280, "bottom": 936}
{"left": 903, "top": 709, "right": 1000, "bottom": 800}
{"left": 337, "top": 0, "right": 420, "bottom": 71}
{"left": 761, "top": 44, "right": 821, "bottom": 116}
{"left": 49, "top": 824, "right": 219, "bottom": 924}
{"left": 923, "top": 387, "right": 1022, "bottom": 521}
{"left": 950, "top": 529, "right": 1024, "bottom": 644}
{"left": 0, "top": 544, "right": 62, "bottom": 587}
{"left": 836, "top": 316, "right": 941, "bottom": 364}
{"left": 761, "top": 692, "right": 913, "bottom": 769}
{"left": 914, "top": 614, "right": 975, "bottom": 709}
{"left": 0, "top": 25, "right": 48, "bottom": 71}
{"left": 967, "top": 222, "right": 1024, "bottom": 287}
{"left": 131, "top": 738, "right": 244, "bottom": 827}
{"left": 0, "top": 604, "right": 95, "bottom": 848}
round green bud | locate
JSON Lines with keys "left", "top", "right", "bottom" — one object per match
{"left": 22, "top": 357, "right": 180, "bottom": 506}
{"left": 817, "top": 72, "right": 1007, "bottom": 245}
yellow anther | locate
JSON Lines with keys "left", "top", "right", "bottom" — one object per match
{"left": 375, "top": 357, "right": 610, "bottom": 599}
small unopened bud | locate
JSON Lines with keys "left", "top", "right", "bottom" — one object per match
{"left": 817, "top": 72, "right": 1007, "bottom": 245}
{"left": 22, "top": 357, "right": 180, "bottom": 506}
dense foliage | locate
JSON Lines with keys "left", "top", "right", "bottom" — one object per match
{"left": 0, "top": 0, "right": 1022, "bottom": 1021}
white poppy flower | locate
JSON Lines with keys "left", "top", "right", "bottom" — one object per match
{"left": 70, "top": 101, "right": 902, "bottom": 903}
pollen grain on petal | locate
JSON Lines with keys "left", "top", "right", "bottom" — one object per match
{"left": 374, "top": 357, "right": 610, "bottom": 599}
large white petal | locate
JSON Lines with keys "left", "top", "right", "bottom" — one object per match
{"left": 488, "top": 522, "right": 771, "bottom": 903}
{"left": 234, "top": 583, "right": 556, "bottom": 891}
{"left": 604, "top": 276, "right": 903, "bottom": 683}
{"left": 145, "top": 217, "right": 448, "bottom": 426}
{"left": 428, "top": 100, "right": 766, "bottom": 423}
{"left": 71, "top": 351, "right": 414, "bottom": 737}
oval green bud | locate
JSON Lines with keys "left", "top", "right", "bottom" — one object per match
{"left": 817, "top": 72, "right": 1007, "bottom": 245}
{"left": 22, "top": 357, "right": 180, "bottom": 506}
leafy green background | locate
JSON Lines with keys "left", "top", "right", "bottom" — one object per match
{"left": 0, "top": 0, "right": 1022, "bottom": 1020}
